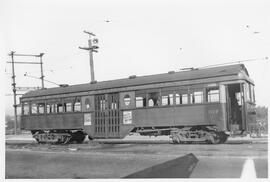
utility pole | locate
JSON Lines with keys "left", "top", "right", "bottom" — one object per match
{"left": 79, "top": 31, "right": 99, "bottom": 83}
{"left": 10, "top": 51, "right": 18, "bottom": 135}
{"left": 7, "top": 51, "right": 45, "bottom": 134}
{"left": 38, "top": 53, "right": 45, "bottom": 89}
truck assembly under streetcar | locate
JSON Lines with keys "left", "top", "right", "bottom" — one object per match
{"left": 20, "top": 64, "right": 256, "bottom": 144}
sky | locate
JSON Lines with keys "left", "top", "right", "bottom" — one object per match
{"left": 1, "top": 0, "right": 270, "bottom": 116}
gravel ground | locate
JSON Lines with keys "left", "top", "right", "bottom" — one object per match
{"left": 5, "top": 134, "right": 268, "bottom": 179}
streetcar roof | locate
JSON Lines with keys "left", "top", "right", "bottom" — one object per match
{"left": 22, "top": 64, "right": 251, "bottom": 98}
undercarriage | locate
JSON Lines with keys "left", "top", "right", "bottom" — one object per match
{"left": 136, "top": 125, "right": 229, "bottom": 144}
{"left": 31, "top": 130, "right": 86, "bottom": 144}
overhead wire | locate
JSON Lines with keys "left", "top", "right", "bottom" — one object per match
{"left": 197, "top": 57, "right": 268, "bottom": 70}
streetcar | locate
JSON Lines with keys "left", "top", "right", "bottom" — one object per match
{"left": 20, "top": 64, "right": 256, "bottom": 144}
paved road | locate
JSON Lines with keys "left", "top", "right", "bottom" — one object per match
{"left": 6, "top": 150, "right": 268, "bottom": 178}
{"left": 5, "top": 139, "right": 268, "bottom": 178}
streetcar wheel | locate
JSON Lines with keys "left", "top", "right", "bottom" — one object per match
{"left": 35, "top": 138, "right": 40, "bottom": 143}
{"left": 88, "top": 135, "right": 93, "bottom": 141}
{"left": 70, "top": 131, "right": 86, "bottom": 143}
{"left": 210, "top": 133, "right": 220, "bottom": 144}
{"left": 75, "top": 135, "right": 86, "bottom": 143}
{"left": 218, "top": 133, "right": 228, "bottom": 144}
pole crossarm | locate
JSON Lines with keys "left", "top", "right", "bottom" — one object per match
{"left": 79, "top": 47, "right": 91, "bottom": 50}
{"left": 83, "top": 31, "right": 96, "bottom": 36}
{"left": 6, "top": 61, "right": 41, "bottom": 64}
{"left": 79, "top": 47, "right": 98, "bottom": 51}
{"left": 16, "top": 87, "right": 40, "bottom": 91}
{"left": 8, "top": 53, "right": 42, "bottom": 57}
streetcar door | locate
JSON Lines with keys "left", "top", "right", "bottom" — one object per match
{"left": 226, "top": 83, "right": 246, "bottom": 132}
{"left": 94, "top": 93, "right": 120, "bottom": 138}
{"left": 107, "top": 93, "right": 120, "bottom": 138}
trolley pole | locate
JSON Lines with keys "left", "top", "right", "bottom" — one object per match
{"left": 79, "top": 31, "right": 99, "bottom": 83}
{"left": 10, "top": 51, "right": 18, "bottom": 135}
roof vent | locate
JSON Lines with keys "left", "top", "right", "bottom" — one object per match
{"left": 129, "top": 75, "right": 137, "bottom": 79}
{"left": 168, "top": 71, "right": 175, "bottom": 74}
{"left": 180, "top": 67, "right": 198, "bottom": 71}
{"left": 59, "top": 84, "right": 69, "bottom": 87}
{"left": 90, "top": 80, "right": 97, "bottom": 84}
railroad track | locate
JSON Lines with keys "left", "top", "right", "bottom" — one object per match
{"left": 6, "top": 138, "right": 266, "bottom": 148}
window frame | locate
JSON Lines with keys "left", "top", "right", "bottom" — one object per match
{"left": 37, "top": 103, "right": 45, "bottom": 114}
{"left": 65, "top": 102, "right": 73, "bottom": 112}
{"left": 189, "top": 90, "right": 204, "bottom": 104}
{"left": 135, "top": 91, "right": 147, "bottom": 108}
{"left": 31, "top": 103, "right": 38, "bottom": 115}
{"left": 206, "top": 87, "right": 220, "bottom": 103}
{"left": 147, "top": 89, "right": 161, "bottom": 107}
{"left": 22, "top": 102, "right": 30, "bottom": 115}
{"left": 46, "top": 103, "right": 52, "bottom": 114}
{"left": 123, "top": 94, "right": 131, "bottom": 106}
{"left": 175, "top": 89, "right": 189, "bottom": 105}
{"left": 250, "top": 84, "right": 255, "bottom": 103}
{"left": 161, "top": 90, "right": 174, "bottom": 106}
{"left": 74, "top": 98, "right": 82, "bottom": 112}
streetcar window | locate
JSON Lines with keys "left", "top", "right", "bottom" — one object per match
{"left": 74, "top": 101, "right": 81, "bottom": 112}
{"left": 136, "top": 97, "right": 144, "bottom": 108}
{"left": 148, "top": 99, "right": 154, "bottom": 107}
{"left": 175, "top": 94, "right": 180, "bottom": 104}
{"left": 182, "top": 94, "right": 188, "bottom": 104}
{"left": 51, "top": 104, "right": 57, "bottom": 113}
{"left": 206, "top": 88, "right": 220, "bottom": 103}
{"left": 38, "top": 103, "right": 45, "bottom": 114}
{"left": 31, "top": 103, "right": 37, "bottom": 114}
{"left": 148, "top": 92, "right": 160, "bottom": 107}
{"left": 235, "top": 92, "right": 242, "bottom": 106}
{"left": 66, "top": 103, "right": 72, "bottom": 112}
{"left": 124, "top": 94, "right": 131, "bottom": 106}
{"left": 100, "top": 99, "right": 106, "bottom": 110}
{"left": 161, "top": 91, "right": 174, "bottom": 106}
{"left": 22, "top": 102, "right": 30, "bottom": 115}
{"left": 85, "top": 98, "right": 90, "bottom": 110}
{"left": 250, "top": 84, "right": 255, "bottom": 103}
{"left": 46, "top": 104, "right": 51, "bottom": 114}
{"left": 175, "top": 93, "right": 188, "bottom": 104}
{"left": 136, "top": 92, "right": 146, "bottom": 108}
{"left": 190, "top": 91, "right": 203, "bottom": 104}
{"left": 57, "top": 104, "right": 63, "bottom": 113}
{"left": 111, "top": 102, "right": 117, "bottom": 109}
{"left": 245, "top": 83, "right": 251, "bottom": 102}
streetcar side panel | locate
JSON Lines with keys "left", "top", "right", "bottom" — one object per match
{"left": 131, "top": 83, "right": 227, "bottom": 130}
{"left": 20, "top": 97, "right": 84, "bottom": 130}
{"left": 133, "top": 102, "right": 226, "bottom": 130}
{"left": 134, "top": 107, "right": 175, "bottom": 127}
{"left": 21, "top": 113, "right": 83, "bottom": 130}
{"left": 173, "top": 105, "right": 205, "bottom": 125}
